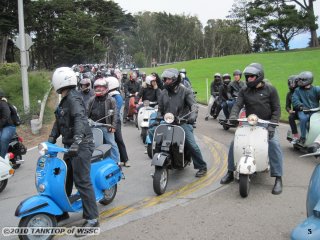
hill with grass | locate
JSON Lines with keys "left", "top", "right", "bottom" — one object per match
{"left": 142, "top": 48, "right": 320, "bottom": 121}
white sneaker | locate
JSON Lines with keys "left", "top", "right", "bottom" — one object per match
{"left": 291, "top": 137, "right": 299, "bottom": 144}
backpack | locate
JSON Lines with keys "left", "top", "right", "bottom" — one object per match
{"left": 7, "top": 102, "right": 21, "bottom": 126}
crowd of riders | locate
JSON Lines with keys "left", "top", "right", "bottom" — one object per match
{"left": 70, "top": 64, "right": 207, "bottom": 175}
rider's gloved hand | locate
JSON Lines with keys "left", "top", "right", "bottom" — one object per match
{"left": 187, "top": 112, "right": 197, "bottom": 124}
{"left": 88, "top": 118, "right": 95, "bottom": 127}
{"left": 68, "top": 142, "right": 80, "bottom": 157}
{"left": 267, "top": 125, "right": 276, "bottom": 140}
{"left": 48, "top": 136, "right": 56, "bottom": 144}
{"left": 308, "top": 142, "right": 320, "bottom": 153}
{"left": 299, "top": 105, "right": 309, "bottom": 111}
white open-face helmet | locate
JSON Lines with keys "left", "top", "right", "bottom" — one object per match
{"left": 145, "top": 75, "right": 156, "bottom": 86}
{"left": 106, "top": 76, "right": 120, "bottom": 91}
{"left": 52, "top": 67, "right": 77, "bottom": 94}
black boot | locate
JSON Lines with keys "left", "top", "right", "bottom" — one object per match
{"left": 75, "top": 219, "right": 100, "bottom": 238}
{"left": 272, "top": 176, "right": 282, "bottom": 195}
{"left": 220, "top": 171, "right": 234, "bottom": 184}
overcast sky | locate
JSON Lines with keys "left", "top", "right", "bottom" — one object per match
{"left": 114, "top": 0, "right": 320, "bottom": 49}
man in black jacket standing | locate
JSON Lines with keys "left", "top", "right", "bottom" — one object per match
{"left": 220, "top": 63, "right": 283, "bottom": 195}
{"left": 48, "top": 67, "right": 99, "bottom": 232}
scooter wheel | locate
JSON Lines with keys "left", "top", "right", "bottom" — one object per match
{"left": 99, "top": 184, "right": 117, "bottom": 205}
{"left": 0, "top": 179, "right": 8, "bottom": 193}
{"left": 153, "top": 167, "right": 168, "bottom": 195}
{"left": 147, "top": 144, "right": 153, "bottom": 159}
{"left": 141, "top": 128, "right": 147, "bottom": 144}
{"left": 12, "top": 163, "right": 21, "bottom": 169}
{"left": 239, "top": 174, "right": 250, "bottom": 198}
{"left": 18, "top": 213, "right": 57, "bottom": 240}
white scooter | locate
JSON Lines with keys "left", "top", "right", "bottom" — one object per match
{"left": 287, "top": 107, "right": 320, "bottom": 152}
{"left": 0, "top": 154, "right": 15, "bottom": 193}
{"left": 234, "top": 114, "right": 278, "bottom": 198}
{"left": 137, "top": 100, "right": 157, "bottom": 143}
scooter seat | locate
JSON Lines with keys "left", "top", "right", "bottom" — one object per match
{"left": 91, "top": 144, "right": 111, "bottom": 163}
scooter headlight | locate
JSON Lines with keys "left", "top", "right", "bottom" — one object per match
{"left": 164, "top": 113, "right": 174, "bottom": 124}
{"left": 247, "top": 114, "right": 258, "bottom": 126}
{"left": 38, "top": 143, "right": 48, "bottom": 156}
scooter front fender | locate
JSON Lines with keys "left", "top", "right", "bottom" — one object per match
{"left": 15, "top": 195, "right": 63, "bottom": 218}
{"left": 146, "top": 135, "right": 152, "bottom": 144}
{"left": 236, "top": 156, "right": 256, "bottom": 175}
{"left": 291, "top": 215, "right": 320, "bottom": 240}
{"left": 151, "top": 152, "right": 169, "bottom": 167}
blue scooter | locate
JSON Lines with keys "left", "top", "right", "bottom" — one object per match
{"left": 291, "top": 150, "right": 320, "bottom": 239}
{"left": 15, "top": 128, "right": 122, "bottom": 240}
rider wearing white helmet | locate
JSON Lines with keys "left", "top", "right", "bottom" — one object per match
{"left": 106, "top": 77, "right": 130, "bottom": 167}
{"left": 49, "top": 67, "right": 99, "bottom": 228}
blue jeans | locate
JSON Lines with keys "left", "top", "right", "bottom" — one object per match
{"left": 222, "top": 99, "right": 235, "bottom": 119}
{"left": 180, "top": 123, "right": 207, "bottom": 170}
{"left": 298, "top": 111, "right": 311, "bottom": 139}
{"left": 0, "top": 125, "right": 16, "bottom": 158}
{"left": 227, "top": 127, "right": 283, "bottom": 177}
{"left": 99, "top": 127, "right": 120, "bottom": 162}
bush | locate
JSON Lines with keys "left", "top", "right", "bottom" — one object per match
{"left": 0, "top": 63, "right": 20, "bottom": 75}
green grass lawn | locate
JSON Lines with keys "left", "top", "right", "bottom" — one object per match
{"left": 142, "top": 48, "right": 320, "bottom": 121}
{"left": 0, "top": 71, "right": 52, "bottom": 123}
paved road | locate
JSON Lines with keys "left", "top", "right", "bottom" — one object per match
{"left": 0, "top": 105, "right": 316, "bottom": 240}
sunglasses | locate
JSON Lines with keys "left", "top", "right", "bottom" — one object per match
{"left": 163, "top": 77, "right": 173, "bottom": 82}
{"left": 246, "top": 75, "right": 256, "bottom": 78}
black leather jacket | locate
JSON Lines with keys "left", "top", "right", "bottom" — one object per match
{"left": 227, "top": 80, "right": 246, "bottom": 99}
{"left": 137, "top": 86, "right": 161, "bottom": 102}
{"left": 230, "top": 82, "right": 281, "bottom": 123}
{"left": 87, "top": 94, "right": 118, "bottom": 129}
{"left": 49, "top": 89, "right": 93, "bottom": 146}
{"left": 124, "top": 80, "right": 141, "bottom": 96}
{"left": 158, "top": 84, "right": 198, "bottom": 123}
{"left": 0, "top": 99, "right": 13, "bottom": 128}
{"left": 210, "top": 80, "right": 221, "bottom": 96}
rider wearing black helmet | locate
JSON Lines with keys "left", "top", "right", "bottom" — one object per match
{"left": 224, "top": 70, "right": 245, "bottom": 119}
{"left": 219, "top": 73, "right": 232, "bottom": 119}
{"left": 292, "top": 71, "right": 320, "bottom": 144}
{"left": 78, "top": 78, "right": 95, "bottom": 108}
{"left": 220, "top": 63, "right": 284, "bottom": 195}
{"left": 286, "top": 75, "right": 299, "bottom": 144}
{"left": 0, "top": 89, "right": 17, "bottom": 159}
{"left": 205, "top": 73, "right": 222, "bottom": 120}
{"left": 158, "top": 68, "right": 207, "bottom": 177}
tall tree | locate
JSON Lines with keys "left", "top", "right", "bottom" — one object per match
{"left": 0, "top": 0, "right": 19, "bottom": 64}
{"left": 247, "top": 0, "right": 308, "bottom": 50}
{"left": 286, "top": 0, "right": 319, "bottom": 47}
{"left": 227, "top": 0, "right": 252, "bottom": 53}
{"left": 204, "top": 19, "right": 249, "bottom": 57}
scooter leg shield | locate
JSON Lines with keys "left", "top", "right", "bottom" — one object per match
{"left": 151, "top": 153, "right": 168, "bottom": 167}
{"left": 291, "top": 215, "right": 320, "bottom": 240}
{"left": 15, "top": 195, "right": 63, "bottom": 218}
{"left": 307, "top": 164, "right": 320, "bottom": 217}
{"left": 236, "top": 156, "right": 256, "bottom": 175}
